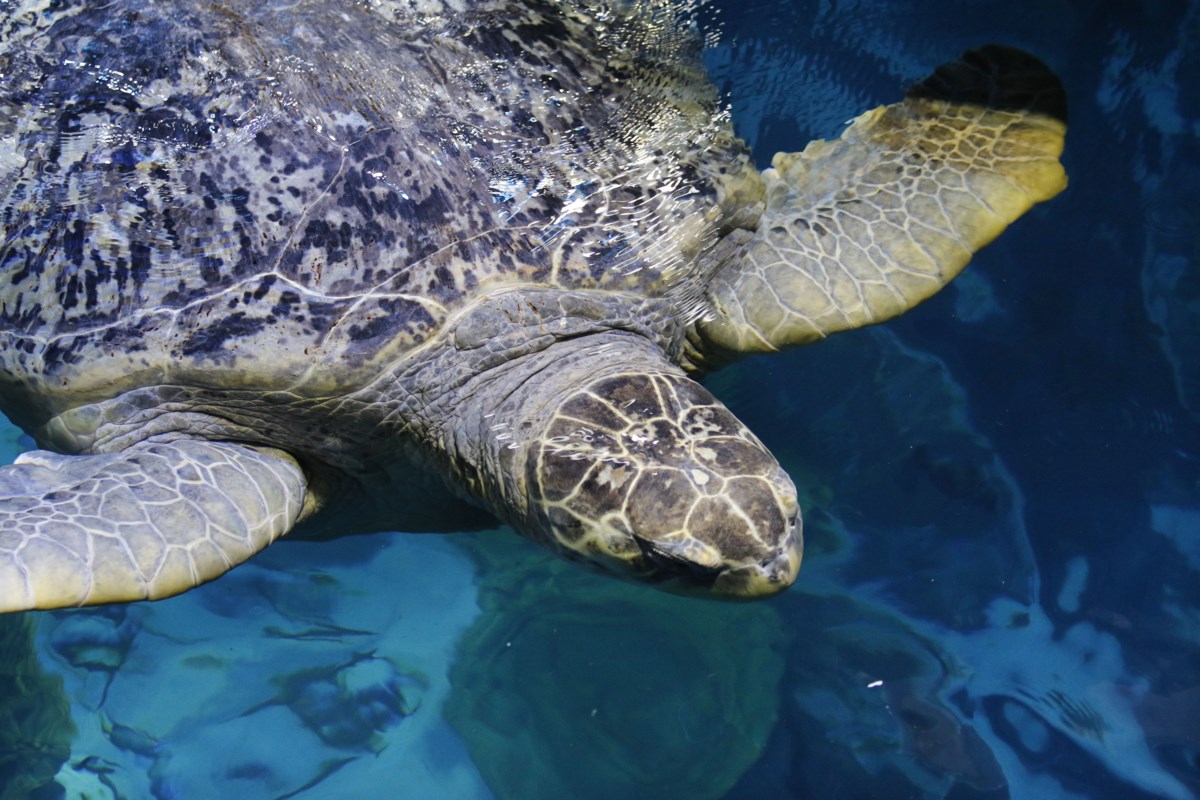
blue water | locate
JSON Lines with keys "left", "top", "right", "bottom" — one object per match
{"left": 2, "top": 1, "right": 1198, "bottom": 798}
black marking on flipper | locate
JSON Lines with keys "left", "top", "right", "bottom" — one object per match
{"left": 906, "top": 44, "right": 1068, "bottom": 124}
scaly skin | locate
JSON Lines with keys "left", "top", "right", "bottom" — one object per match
{"left": 698, "top": 46, "right": 1068, "bottom": 353}
{"left": 527, "top": 366, "right": 800, "bottom": 595}
{"left": 0, "top": 441, "right": 305, "bottom": 608}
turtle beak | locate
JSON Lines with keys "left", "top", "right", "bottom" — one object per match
{"left": 630, "top": 518, "right": 802, "bottom": 598}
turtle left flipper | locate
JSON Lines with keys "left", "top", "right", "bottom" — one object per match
{"left": 698, "top": 45, "right": 1068, "bottom": 354}
{"left": 0, "top": 440, "right": 308, "bottom": 612}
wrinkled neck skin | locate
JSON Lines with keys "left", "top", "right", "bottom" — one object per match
{"left": 400, "top": 287, "right": 687, "bottom": 518}
{"left": 29, "top": 285, "right": 801, "bottom": 596}
{"left": 403, "top": 287, "right": 800, "bottom": 596}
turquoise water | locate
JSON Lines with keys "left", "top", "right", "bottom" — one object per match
{"left": 2, "top": 0, "right": 1198, "bottom": 798}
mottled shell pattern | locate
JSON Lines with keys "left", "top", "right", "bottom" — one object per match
{"left": 0, "top": 0, "right": 749, "bottom": 430}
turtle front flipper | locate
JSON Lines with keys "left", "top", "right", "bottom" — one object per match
{"left": 698, "top": 45, "right": 1068, "bottom": 354}
{"left": 0, "top": 440, "right": 307, "bottom": 612}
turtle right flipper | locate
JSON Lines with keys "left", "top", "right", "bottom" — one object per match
{"left": 699, "top": 45, "right": 1068, "bottom": 354}
{"left": 0, "top": 440, "right": 308, "bottom": 612}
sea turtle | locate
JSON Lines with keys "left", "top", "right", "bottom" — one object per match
{"left": 0, "top": 0, "right": 1066, "bottom": 612}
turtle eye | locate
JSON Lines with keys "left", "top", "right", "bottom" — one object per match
{"left": 631, "top": 534, "right": 725, "bottom": 587}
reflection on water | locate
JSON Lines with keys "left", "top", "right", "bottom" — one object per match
{"left": 0, "top": 0, "right": 1197, "bottom": 798}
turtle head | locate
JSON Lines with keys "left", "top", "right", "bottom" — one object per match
{"left": 521, "top": 367, "right": 802, "bottom": 597}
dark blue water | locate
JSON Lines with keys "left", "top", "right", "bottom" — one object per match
{"left": 2, "top": 1, "right": 1197, "bottom": 798}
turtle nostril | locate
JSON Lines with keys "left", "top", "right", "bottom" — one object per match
{"left": 763, "top": 554, "right": 791, "bottom": 583}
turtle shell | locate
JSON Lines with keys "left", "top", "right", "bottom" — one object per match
{"left": 0, "top": 0, "right": 747, "bottom": 429}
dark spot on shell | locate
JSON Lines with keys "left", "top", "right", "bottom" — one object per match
{"left": 180, "top": 312, "right": 267, "bottom": 357}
